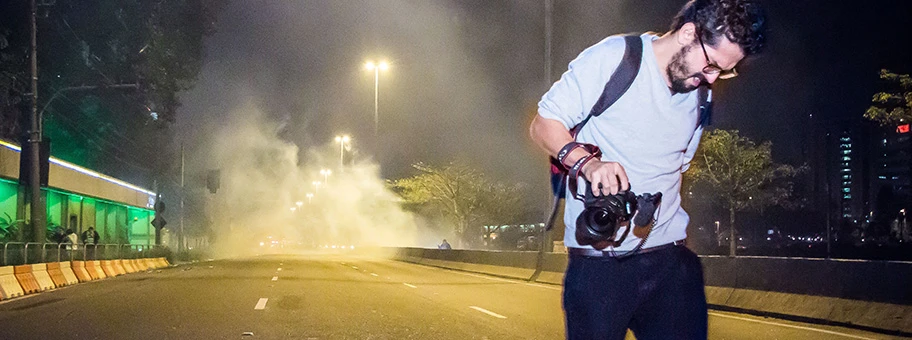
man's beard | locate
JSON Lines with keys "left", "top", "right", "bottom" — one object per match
{"left": 666, "top": 45, "right": 705, "bottom": 94}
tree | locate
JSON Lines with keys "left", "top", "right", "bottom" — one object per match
{"left": 864, "top": 69, "right": 912, "bottom": 126}
{"left": 392, "top": 162, "right": 529, "bottom": 247}
{"left": 0, "top": 0, "right": 223, "bottom": 183}
{"left": 685, "top": 129, "right": 804, "bottom": 256}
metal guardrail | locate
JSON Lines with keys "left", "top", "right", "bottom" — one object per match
{"left": 1, "top": 242, "right": 169, "bottom": 266}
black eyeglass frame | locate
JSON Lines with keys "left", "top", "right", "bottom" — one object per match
{"left": 696, "top": 28, "right": 738, "bottom": 80}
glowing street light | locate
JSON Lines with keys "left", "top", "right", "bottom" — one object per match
{"left": 295, "top": 201, "right": 304, "bottom": 208}
{"left": 312, "top": 180, "right": 322, "bottom": 192}
{"left": 290, "top": 207, "right": 297, "bottom": 212}
{"left": 306, "top": 193, "right": 314, "bottom": 203}
{"left": 320, "top": 169, "right": 332, "bottom": 183}
{"left": 364, "top": 60, "right": 389, "bottom": 135}
{"left": 334, "top": 135, "right": 351, "bottom": 170}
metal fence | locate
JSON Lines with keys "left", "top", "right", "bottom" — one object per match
{"left": 1, "top": 242, "right": 170, "bottom": 266}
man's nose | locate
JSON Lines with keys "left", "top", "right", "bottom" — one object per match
{"left": 704, "top": 73, "right": 720, "bottom": 85}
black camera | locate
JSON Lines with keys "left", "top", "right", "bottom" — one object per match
{"left": 575, "top": 181, "right": 662, "bottom": 247}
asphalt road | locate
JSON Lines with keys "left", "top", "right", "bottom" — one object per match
{"left": 0, "top": 253, "right": 905, "bottom": 339}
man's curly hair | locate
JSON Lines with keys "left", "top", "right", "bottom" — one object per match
{"left": 670, "top": 0, "right": 767, "bottom": 56}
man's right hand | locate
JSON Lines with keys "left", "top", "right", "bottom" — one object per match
{"left": 581, "top": 160, "right": 629, "bottom": 196}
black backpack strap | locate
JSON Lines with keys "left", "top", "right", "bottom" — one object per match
{"left": 697, "top": 86, "right": 712, "bottom": 128}
{"left": 569, "top": 34, "right": 644, "bottom": 136}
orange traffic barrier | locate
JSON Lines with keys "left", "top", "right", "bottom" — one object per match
{"left": 58, "top": 261, "right": 79, "bottom": 285}
{"left": 0, "top": 266, "right": 25, "bottom": 299}
{"left": 31, "top": 263, "right": 57, "bottom": 291}
{"left": 160, "top": 257, "right": 171, "bottom": 267}
{"left": 46, "top": 263, "right": 68, "bottom": 287}
{"left": 143, "top": 258, "right": 156, "bottom": 270}
{"left": 14, "top": 265, "right": 41, "bottom": 294}
{"left": 89, "top": 261, "right": 107, "bottom": 279}
{"left": 100, "top": 260, "right": 118, "bottom": 277}
{"left": 122, "top": 259, "right": 137, "bottom": 273}
{"left": 113, "top": 260, "right": 126, "bottom": 275}
{"left": 135, "top": 259, "right": 149, "bottom": 271}
{"left": 71, "top": 261, "right": 93, "bottom": 282}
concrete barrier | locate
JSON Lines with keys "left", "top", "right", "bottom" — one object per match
{"left": 0, "top": 266, "right": 25, "bottom": 299}
{"left": 14, "top": 265, "right": 41, "bottom": 294}
{"left": 112, "top": 260, "right": 126, "bottom": 275}
{"left": 71, "top": 261, "right": 93, "bottom": 282}
{"left": 45, "top": 262, "right": 68, "bottom": 287}
{"left": 30, "top": 263, "right": 56, "bottom": 291}
{"left": 89, "top": 261, "right": 107, "bottom": 280}
{"left": 135, "top": 259, "right": 149, "bottom": 271}
{"left": 143, "top": 258, "right": 156, "bottom": 270}
{"left": 58, "top": 261, "right": 79, "bottom": 285}
{"left": 159, "top": 257, "right": 170, "bottom": 267}
{"left": 121, "top": 259, "right": 137, "bottom": 273}
{"left": 100, "top": 260, "right": 118, "bottom": 277}
{"left": 390, "top": 247, "right": 912, "bottom": 335}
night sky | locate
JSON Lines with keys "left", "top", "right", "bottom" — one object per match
{"left": 176, "top": 0, "right": 912, "bottom": 201}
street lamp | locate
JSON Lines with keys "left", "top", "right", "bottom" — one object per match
{"left": 312, "top": 181, "right": 322, "bottom": 193}
{"left": 334, "top": 135, "right": 351, "bottom": 169}
{"left": 295, "top": 201, "right": 304, "bottom": 208}
{"left": 364, "top": 60, "right": 389, "bottom": 135}
{"left": 290, "top": 207, "right": 297, "bottom": 212}
{"left": 306, "top": 193, "right": 314, "bottom": 204}
{"left": 320, "top": 169, "right": 332, "bottom": 183}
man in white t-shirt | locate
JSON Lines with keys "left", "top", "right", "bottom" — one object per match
{"left": 530, "top": 0, "right": 766, "bottom": 339}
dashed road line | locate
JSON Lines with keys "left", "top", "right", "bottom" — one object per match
{"left": 370, "top": 273, "right": 379, "bottom": 277}
{"left": 469, "top": 306, "right": 507, "bottom": 319}
{"left": 277, "top": 268, "right": 282, "bottom": 271}
{"left": 271, "top": 276, "right": 278, "bottom": 281}
{"left": 352, "top": 266, "right": 359, "bottom": 270}
{"left": 403, "top": 283, "right": 417, "bottom": 288}
{"left": 254, "top": 298, "right": 268, "bottom": 310}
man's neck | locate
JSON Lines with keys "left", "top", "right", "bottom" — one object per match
{"left": 651, "top": 31, "right": 678, "bottom": 90}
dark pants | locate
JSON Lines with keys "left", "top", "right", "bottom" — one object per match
{"left": 563, "top": 245, "right": 708, "bottom": 340}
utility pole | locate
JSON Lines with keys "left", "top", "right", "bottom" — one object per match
{"left": 27, "top": 0, "right": 45, "bottom": 243}
{"left": 180, "top": 143, "right": 185, "bottom": 252}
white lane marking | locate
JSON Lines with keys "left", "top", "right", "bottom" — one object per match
{"left": 352, "top": 266, "right": 359, "bottom": 269}
{"left": 271, "top": 276, "right": 278, "bottom": 281}
{"left": 470, "top": 306, "right": 507, "bottom": 319}
{"left": 708, "top": 312, "right": 877, "bottom": 340}
{"left": 403, "top": 283, "right": 418, "bottom": 288}
{"left": 254, "top": 298, "right": 268, "bottom": 310}
{"left": 277, "top": 268, "right": 282, "bottom": 271}
{"left": 370, "top": 273, "right": 379, "bottom": 277}
{"left": 279, "top": 263, "right": 283, "bottom": 266}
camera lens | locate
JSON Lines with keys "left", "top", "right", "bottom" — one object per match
{"left": 591, "top": 208, "right": 615, "bottom": 232}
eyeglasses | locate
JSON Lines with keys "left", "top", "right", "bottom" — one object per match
{"left": 696, "top": 29, "right": 738, "bottom": 80}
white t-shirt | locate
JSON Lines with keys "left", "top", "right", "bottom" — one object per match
{"left": 538, "top": 33, "right": 704, "bottom": 250}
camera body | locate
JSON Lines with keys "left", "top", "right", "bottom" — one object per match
{"left": 575, "top": 181, "right": 661, "bottom": 247}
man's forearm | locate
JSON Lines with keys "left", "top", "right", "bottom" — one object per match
{"left": 530, "top": 115, "right": 596, "bottom": 169}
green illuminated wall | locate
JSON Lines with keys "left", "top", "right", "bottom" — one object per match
{"left": 0, "top": 178, "right": 153, "bottom": 245}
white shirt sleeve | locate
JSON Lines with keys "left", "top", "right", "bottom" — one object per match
{"left": 537, "top": 36, "right": 627, "bottom": 130}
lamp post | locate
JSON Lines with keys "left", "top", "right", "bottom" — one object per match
{"left": 312, "top": 181, "right": 322, "bottom": 193}
{"left": 306, "top": 193, "right": 313, "bottom": 204}
{"left": 364, "top": 60, "right": 388, "bottom": 135}
{"left": 334, "top": 135, "right": 350, "bottom": 170}
{"left": 320, "top": 169, "right": 332, "bottom": 183}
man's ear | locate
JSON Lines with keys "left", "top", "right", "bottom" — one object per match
{"left": 676, "top": 22, "right": 698, "bottom": 46}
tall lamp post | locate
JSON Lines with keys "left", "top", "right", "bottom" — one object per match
{"left": 312, "top": 181, "right": 322, "bottom": 193}
{"left": 306, "top": 193, "right": 314, "bottom": 204}
{"left": 320, "top": 169, "right": 332, "bottom": 183}
{"left": 334, "top": 135, "right": 350, "bottom": 170}
{"left": 364, "top": 60, "right": 389, "bottom": 135}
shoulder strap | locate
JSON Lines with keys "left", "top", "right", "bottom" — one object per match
{"left": 570, "top": 34, "right": 644, "bottom": 136}
{"left": 697, "top": 86, "right": 712, "bottom": 128}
